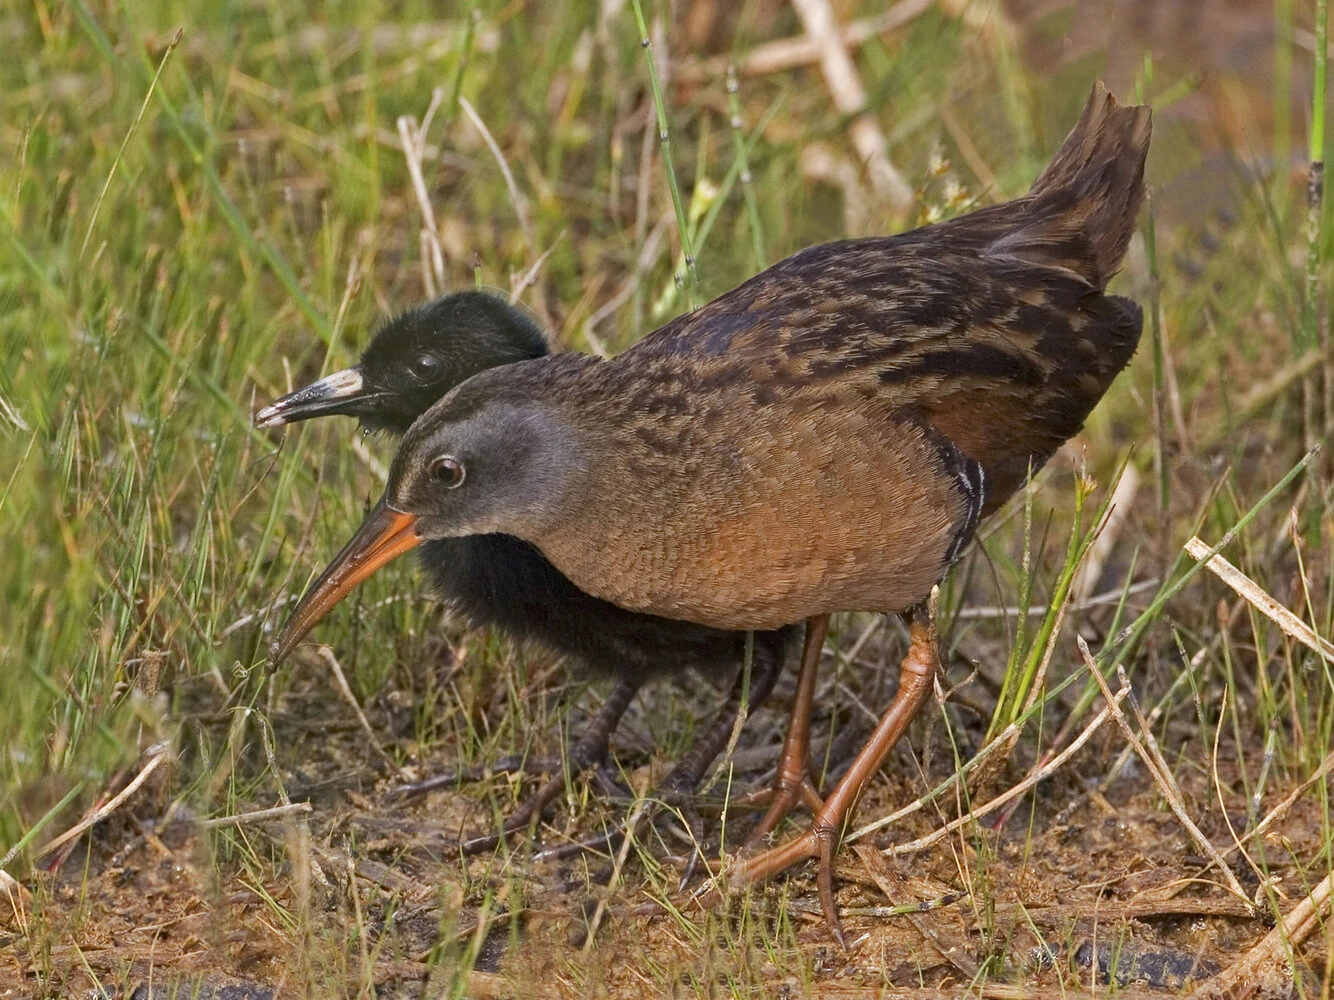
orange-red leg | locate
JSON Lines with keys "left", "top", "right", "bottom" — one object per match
{"left": 747, "top": 614, "right": 829, "bottom": 844}
{"left": 726, "top": 602, "right": 938, "bottom": 947}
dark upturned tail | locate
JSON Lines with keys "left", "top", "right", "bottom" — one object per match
{"left": 989, "top": 82, "right": 1152, "bottom": 290}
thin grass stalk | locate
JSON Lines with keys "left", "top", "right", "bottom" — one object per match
{"left": 1144, "top": 196, "right": 1168, "bottom": 503}
{"left": 700, "top": 630, "right": 754, "bottom": 796}
{"left": 649, "top": 118, "right": 717, "bottom": 321}
{"left": 727, "top": 65, "right": 767, "bottom": 270}
{"left": 697, "top": 106, "right": 784, "bottom": 254}
{"left": 989, "top": 477, "right": 1086, "bottom": 736}
{"left": 78, "top": 2, "right": 327, "bottom": 340}
{"left": 1014, "top": 478, "right": 1092, "bottom": 712}
{"left": 1306, "top": 0, "right": 1329, "bottom": 476}
{"left": 651, "top": 104, "right": 782, "bottom": 320}
{"left": 0, "top": 781, "right": 88, "bottom": 871}
{"left": 1104, "top": 447, "right": 1319, "bottom": 670}
{"left": 989, "top": 465, "right": 1126, "bottom": 741}
{"left": 80, "top": 28, "right": 182, "bottom": 260}
{"left": 1136, "top": 59, "right": 1170, "bottom": 563}
{"left": 445, "top": 9, "right": 480, "bottom": 127}
{"left": 76, "top": 3, "right": 333, "bottom": 357}
{"left": 629, "top": 0, "right": 697, "bottom": 304}
{"left": 1275, "top": 0, "right": 1294, "bottom": 211}
{"left": 1056, "top": 447, "right": 1318, "bottom": 749}
{"left": 986, "top": 473, "right": 1036, "bottom": 742}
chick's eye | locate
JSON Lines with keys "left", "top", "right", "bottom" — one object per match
{"left": 411, "top": 353, "right": 441, "bottom": 378}
{"left": 430, "top": 455, "right": 466, "bottom": 488}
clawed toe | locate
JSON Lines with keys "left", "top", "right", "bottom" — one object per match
{"left": 815, "top": 831, "right": 846, "bottom": 948}
{"left": 532, "top": 828, "right": 624, "bottom": 863}
{"left": 439, "top": 678, "right": 641, "bottom": 854}
{"left": 675, "top": 604, "right": 941, "bottom": 945}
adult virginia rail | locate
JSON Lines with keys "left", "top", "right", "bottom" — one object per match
{"left": 259, "top": 289, "right": 797, "bottom": 851}
{"left": 274, "top": 83, "right": 1151, "bottom": 937}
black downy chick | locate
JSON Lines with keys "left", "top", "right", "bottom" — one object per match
{"left": 258, "top": 289, "right": 797, "bottom": 851}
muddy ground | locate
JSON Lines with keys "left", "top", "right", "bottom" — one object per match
{"left": 5, "top": 618, "right": 1328, "bottom": 998}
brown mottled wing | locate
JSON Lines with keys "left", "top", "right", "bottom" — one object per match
{"left": 627, "top": 241, "right": 1142, "bottom": 515}
{"left": 913, "top": 285, "right": 1142, "bottom": 512}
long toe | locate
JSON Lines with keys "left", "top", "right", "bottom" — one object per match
{"left": 815, "top": 829, "right": 848, "bottom": 949}
{"left": 729, "top": 827, "right": 820, "bottom": 888}
{"left": 532, "top": 827, "right": 626, "bottom": 864}
{"left": 453, "top": 688, "right": 635, "bottom": 855}
{"left": 590, "top": 765, "right": 633, "bottom": 799}
{"left": 457, "top": 766, "right": 572, "bottom": 857}
{"left": 669, "top": 799, "right": 711, "bottom": 890}
{"left": 458, "top": 827, "right": 508, "bottom": 856}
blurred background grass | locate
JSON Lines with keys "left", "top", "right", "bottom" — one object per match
{"left": 1, "top": 0, "right": 1332, "bottom": 993}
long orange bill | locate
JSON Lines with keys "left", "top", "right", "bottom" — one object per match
{"left": 270, "top": 500, "right": 422, "bottom": 663}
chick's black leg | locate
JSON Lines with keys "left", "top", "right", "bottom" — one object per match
{"left": 459, "top": 675, "right": 640, "bottom": 855}
{"left": 654, "top": 641, "right": 782, "bottom": 804}
{"left": 391, "top": 676, "right": 639, "bottom": 856}
{"left": 657, "top": 640, "right": 783, "bottom": 884}
{"left": 534, "top": 642, "right": 782, "bottom": 867}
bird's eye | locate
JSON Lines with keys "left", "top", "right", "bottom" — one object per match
{"left": 411, "top": 353, "right": 441, "bottom": 379}
{"left": 429, "top": 455, "right": 466, "bottom": 488}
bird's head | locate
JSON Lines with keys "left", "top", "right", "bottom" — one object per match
{"left": 269, "top": 362, "right": 583, "bottom": 663}
{"left": 255, "top": 290, "right": 548, "bottom": 435}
